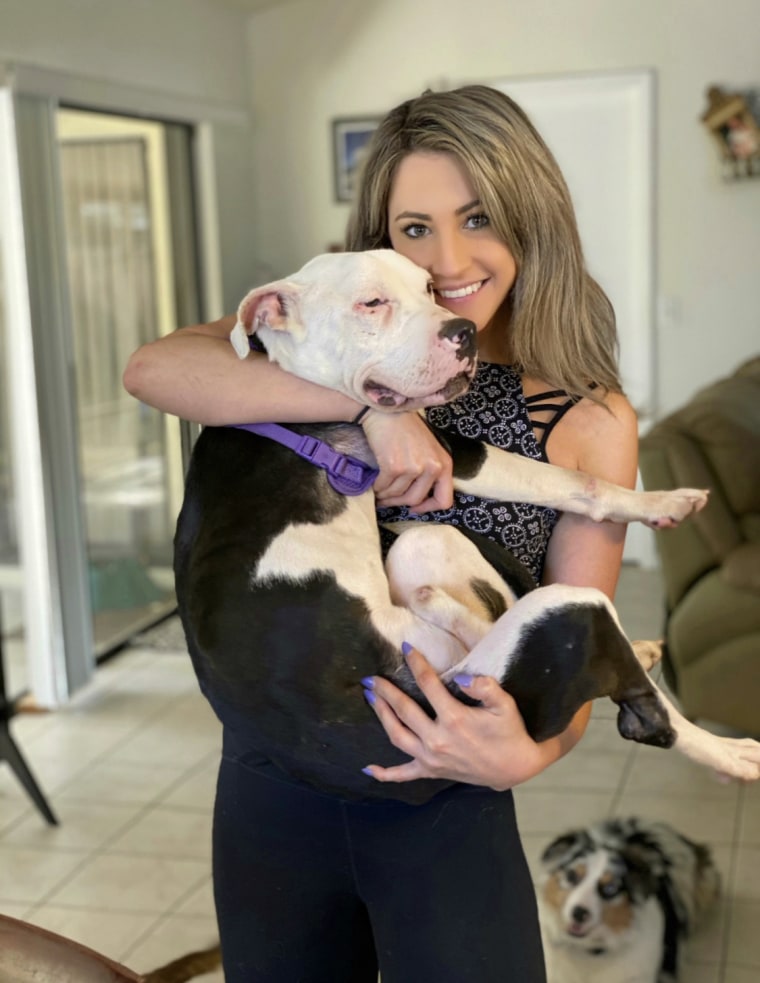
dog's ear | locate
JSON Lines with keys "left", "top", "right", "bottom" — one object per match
{"left": 540, "top": 831, "right": 590, "bottom": 869}
{"left": 620, "top": 843, "right": 661, "bottom": 900}
{"left": 230, "top": 281, "right": 304, "bottom": 359}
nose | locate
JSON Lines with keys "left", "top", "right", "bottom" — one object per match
{"left": 571, "top": 905, "right": 591, "bottom": 924}
{"left": 430, "top": 229, "right": 469, "bottom": 278}
{"left": 439, "top": 317, "right": 476, "bottom": 360}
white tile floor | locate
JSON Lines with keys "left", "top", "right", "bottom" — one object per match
{"left": 0, "top": 565, "right": 758, "bottom": 982}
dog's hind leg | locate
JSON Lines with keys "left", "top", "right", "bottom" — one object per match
{"left": 650, "top": 685, "right": 760, "bottom": 781}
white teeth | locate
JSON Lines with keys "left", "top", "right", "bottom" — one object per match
{"left": 437, "top": 281, "right": 483, "bottom": 299}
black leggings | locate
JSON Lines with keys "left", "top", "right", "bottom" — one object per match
{"left": 212, "top": 732, "right": 546, "bottom": 983}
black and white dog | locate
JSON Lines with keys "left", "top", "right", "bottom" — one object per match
{"left": 174, "top": 249, "right": 760, "bottom": 804}
{"left": 538, "top": 817, "right": 720, "bottom": 983}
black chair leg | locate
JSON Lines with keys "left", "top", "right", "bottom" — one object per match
{"left": 0, "top": 725, "right": 59, "bottom": 825}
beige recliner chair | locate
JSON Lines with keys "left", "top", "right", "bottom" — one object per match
{"left": 638, "top": 356, "right": 760, "bottom": 735}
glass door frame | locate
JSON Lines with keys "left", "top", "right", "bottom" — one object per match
{"left": 0, "top": 62, "right": 228, "bottom": 705}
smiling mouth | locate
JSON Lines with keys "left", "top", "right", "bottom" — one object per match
{"left": 436, "top": 279, "right": 486, "bottom": 300}
{"left": 364, "top": 372, "right": 472, "bottom": 408}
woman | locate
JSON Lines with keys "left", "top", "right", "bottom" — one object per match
{"left": 124, "top": 85, "right": 638, "bottom": 982}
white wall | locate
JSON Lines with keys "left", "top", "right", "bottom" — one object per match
{"left": 2, "top": 0, "right": 757, "bottom": 416}
{"left": 246, "top": 0, "right": 760, "bottom": 419}
{"left": 0, "top": 0, "right": 250, "bottom": 108}
{"left": 0, "top": 0, "right": 259, "bottom": 314}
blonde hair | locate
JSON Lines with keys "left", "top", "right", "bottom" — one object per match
{"left": 345, "top": 85, "right": 622, "bottom": 400}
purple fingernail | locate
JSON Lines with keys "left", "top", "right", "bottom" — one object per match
{"left": 360, "top": 676, "right": 375, "bottom": 688}
{"left": 401, "top": 641, "right": 413, "bottom": 657}
{"left": 363, "top": 688, "right": 376, "bottom": 706}
{"left": 361, "top": 766, "right": 374, "bottom": 777}
{"left": 454, "top": 673, "right": 474, "bottom": 687}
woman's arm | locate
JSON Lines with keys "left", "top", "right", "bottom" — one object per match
{"left": 542, "top": 390, "right": 639, "bottom": 600}
{"left": 123, "top": 316, "right": 362, "bottom": 425}
{"left": 362, "top": 390, "right": 640, "bottom": 789}
{"left": 123, "top": 318, "right": 454, "bottom": 509}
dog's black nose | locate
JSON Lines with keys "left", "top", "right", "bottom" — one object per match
{"left": 439, "top": 318, "right": 476, "bottom": 359}
{"left": 571, "top": 905, "right": 591, "bottom": 924}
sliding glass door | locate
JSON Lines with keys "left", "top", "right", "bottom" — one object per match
{"left": 56, "top": 110, "right": 188, "bottom": 655}
{"left": 0, "top": 88, "right": 201, "bottom": 703}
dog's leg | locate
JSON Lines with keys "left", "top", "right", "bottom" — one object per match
{"left": 451, "top": 440, "right": 708, "bottom": 528}
{"left": 383, "top": 524, "right": 517, "bottom": 663}
{"left": 649, "top": 685, "right": 760, "bottom": 781}
{"left": 631, "top": 639, "right": 664, "bottom": 672}
{"left": 406, "top": 584, "right": 494, "bottom": 651}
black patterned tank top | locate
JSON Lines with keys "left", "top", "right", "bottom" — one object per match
{"left": 377, "top": 363, "right": 576, "bottom": 585}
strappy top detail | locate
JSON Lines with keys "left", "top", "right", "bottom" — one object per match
{"left": 523, "top": 389, "right": 578, "bottom": 455}
{"left": 377, "top": 363, "right": 573, "bottom": 585}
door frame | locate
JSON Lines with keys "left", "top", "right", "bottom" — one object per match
{"left": 0, "top": 62, "right": 234, "bottom": 704}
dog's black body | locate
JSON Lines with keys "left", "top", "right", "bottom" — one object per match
{"left": 175, "top": 422, "right": 673, "bottom": 805}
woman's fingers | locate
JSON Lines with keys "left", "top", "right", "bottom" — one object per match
{"left": 362, "top": 411, "right": 453, "bottom": 509}
{"left": 376, "top": 471, "right": 455, "bottom": 512}
{"left": 362, "top": 759, "right": 427, "bottom": 783}
{"left": 361, "top": 646, "right": 545, "bottom": 789}
{"left": 365, "top": 677, "right": 433, "bottom": 748}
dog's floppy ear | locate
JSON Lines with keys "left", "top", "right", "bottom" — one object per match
{"left": 230, "top": 280, "right": 305, "bottom": 359}
{"left": 620, "top": 843, "right": 661, "bottom": 901}
{"left": 540, "top": 830, "right": 591, "bottom": 869}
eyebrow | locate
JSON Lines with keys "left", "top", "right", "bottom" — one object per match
{"left": 393, "top": 199, "right": 481, "bottom": 222}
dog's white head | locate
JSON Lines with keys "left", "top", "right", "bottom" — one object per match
{"left": 231, "top": 250, "right": 478, "bottom": 411}
{"left": 538, "top": 825, "right": 660, "bottom": 957}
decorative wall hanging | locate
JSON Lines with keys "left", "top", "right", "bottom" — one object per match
{"left": 701, "top": 85, "right": 760, "bottom": 180}
{"left": 331, "top": 116, "right": 382, "bottom": 202}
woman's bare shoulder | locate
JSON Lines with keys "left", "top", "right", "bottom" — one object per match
{"left": 547, "top": 388, "right": 638, "bottom": 481}
{"left": 569, "top": 389, "right": 637, "bottom": 438}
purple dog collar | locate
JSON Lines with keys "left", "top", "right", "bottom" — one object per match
{"left": 227, "top": 422, "right": 379, "bottom": 496}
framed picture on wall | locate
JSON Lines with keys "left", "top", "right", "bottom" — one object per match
{"left": 331, "top": 117, "right": 382, "bottom": 202}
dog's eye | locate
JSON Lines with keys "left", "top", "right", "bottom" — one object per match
{"left": 427, "top": 281, "right": 435, "bottom": 297}
{"left": 564, "top": 869, "right": 581, "bottom": 886}
{"left": 363, "top": 298, "right": 385, "bottom": 309}
{"left": 599, "top": 878, "right": 622, "bottom": 899}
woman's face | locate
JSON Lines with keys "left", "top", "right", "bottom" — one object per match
{"left": 387, "top": 151, "right": 517, "bottom": 349}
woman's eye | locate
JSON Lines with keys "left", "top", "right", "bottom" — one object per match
{"left": 464, "top": 213, "right": 490, "bottom": 230}
{"left": 402, "top": 223, "right": 428, "bottom": 239}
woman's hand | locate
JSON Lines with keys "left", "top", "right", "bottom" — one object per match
{"left": 361, "top": 412, "right": 454, "bottom": 513}
{"left": 361, "top": 646, "right": 568, "bottom": 791}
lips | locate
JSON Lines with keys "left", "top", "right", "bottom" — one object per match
{"left": 363, "top": 381, "right": 407, "bottom": 407}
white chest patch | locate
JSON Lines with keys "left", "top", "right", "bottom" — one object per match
{"left": 252, "top": 497, "right": 390, "bottom": 605}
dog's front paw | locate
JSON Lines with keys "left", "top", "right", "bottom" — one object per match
{"left": 645, "top": 488, "right": 709, "bottom": 528}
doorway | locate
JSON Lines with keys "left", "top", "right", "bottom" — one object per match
{"left": 0, "top": 91, "right": 202, "bottom": 705}
{"left": 57, "top": 109, "right": 185, "bottom": 655}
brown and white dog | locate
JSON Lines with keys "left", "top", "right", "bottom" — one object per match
{"left": 538, "top": 817, "right": 720, "bottom": 983}
{"left": 174, "top": 249, "right": 760, "bottom": 804}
